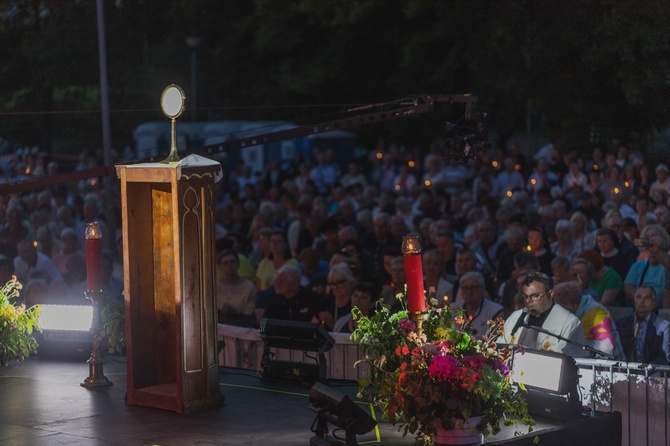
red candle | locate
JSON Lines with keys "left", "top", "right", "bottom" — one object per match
{"left": 402, "top": 234, "right": 426, "bottom": 313}
{"left": 85, "top": 222, "right": 103, "bottom": 291}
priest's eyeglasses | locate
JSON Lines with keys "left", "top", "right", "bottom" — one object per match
{"left": 521, "top": 291, "right": 547, "bottom": 301}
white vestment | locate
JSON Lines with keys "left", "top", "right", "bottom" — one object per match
{"left": 500, "top": 303, "right": 587, "bottom": 358}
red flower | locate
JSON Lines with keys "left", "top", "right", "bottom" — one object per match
{"left": 395, "top": 345, "right": 410, "bottom": 356}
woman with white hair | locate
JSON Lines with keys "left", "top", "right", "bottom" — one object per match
{"left": 316, "top": 263, "right": 356, "bottom": 331}
{"left": 550, "top": 219, "right": 578, "bottom": 261}
{"left": 650, "top": 164, "right": 670, "bottom": 197}
{"left": 570, "top": 211, "right": 595, "bottom": 254}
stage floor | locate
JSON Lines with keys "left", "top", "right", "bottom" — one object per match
{"left": 0, "top": 355, "right": 620, "bottom": 446}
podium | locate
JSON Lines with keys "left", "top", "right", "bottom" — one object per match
{"left": 117, "top": 155, "right": 224, "bottom": 413}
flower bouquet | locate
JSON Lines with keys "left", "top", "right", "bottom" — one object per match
{"left": 351, "top": 294, "right": 534, "bottom": 445}
{"left": 0, "top": 276, "right": 41, "bottom": 366}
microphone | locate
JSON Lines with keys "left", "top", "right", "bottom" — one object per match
{"left": 510, "top": 308, "right": 528, "bottom": 337}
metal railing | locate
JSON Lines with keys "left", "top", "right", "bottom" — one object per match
{"left": 576, "top": 358, "right": 670, "bottom": 446}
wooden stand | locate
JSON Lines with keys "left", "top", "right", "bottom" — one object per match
{"left": 117, "top": 155, "right": 224, "bottom": 413}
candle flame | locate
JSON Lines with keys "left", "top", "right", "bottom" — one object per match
{"left": 408, "top": 160, "right": 415, "bottom": 168}
{"left": 492, "top": 161, "right": 499, "bottom": 168}
{"left": 402, "top": 234, "right": 422, "bottom": 255}
{"left": 506, "top": 190, "right": 513, "bottom": 198}
{"left": 376, "top": 152, "right": 383, "bottom": 160}
{"left": 424, "top": 180, "right": 431, "bottom": 187}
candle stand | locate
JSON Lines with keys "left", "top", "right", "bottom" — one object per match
{"left": 81, "top": 289, "right": 112, "bottom": 387}
{"left": 409, "top": 310, "right": 429, "bottom": 335}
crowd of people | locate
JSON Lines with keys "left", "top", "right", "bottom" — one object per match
{"left": 1, "top": 138, "right": 670, "bottom": 364}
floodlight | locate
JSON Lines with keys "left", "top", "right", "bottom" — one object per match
{"left": 259, "top": 318, "right": 335, "bottom": 352}
{"left": 259, "top": 318, "right": 335, "bottom": 383}
{"left": 38, "top": 304, "right": 94, "bottom": 358}
{"left": 511, "top": 348, "right": 582, "bottom": 421}
{"left": 309, "top": 382, "right": 377, "bottom": 446}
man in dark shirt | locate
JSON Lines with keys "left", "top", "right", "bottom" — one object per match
{"left": 262, "top": 265, "right": 320, "bottom": 322}
{"left": 617, "top": 285, "right": 670, "bottom": 364}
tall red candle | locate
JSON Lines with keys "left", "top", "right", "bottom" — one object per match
{"left": 402, "top": 234, "right": 426, "bottom": 313}
{"left": 85, "top": 222, "right": 103, "bottom": 291}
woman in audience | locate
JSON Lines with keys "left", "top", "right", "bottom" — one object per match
{"left": 577, "top": 249, "right": 623, "bottom": 306}
{"left": 595, "top": 227, "right": 632, "bottom": 285}
{"left": 216, "top": 249, "right": 256, "bottom": 327}
{"left": 316, "top": 262, "right": 355, "bottom": 331}
{"left": 333, "top": 281, "right": 375, "bottom": 333}
{"left": 255, "top": 230, "right": 297, "bottom": 291}
{"left": 422, "top": 248, "right": 454, "bottom": 307}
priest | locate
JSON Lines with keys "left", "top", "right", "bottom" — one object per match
{"left": 499, "top": 271, "right": 587, "bottom": 358}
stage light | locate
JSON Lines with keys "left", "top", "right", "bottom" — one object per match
{"left": 511, "top": 348, "right": 582, "bottom": 421}
{"left": 309, "top": 382, "right": 376, "bottom": 446}
{"left": 40, "top": 304, "right": 93, "bottom": 332}
{"left": 259, "top": 319, "right": 335, "bottom": 383}
{"left": 38, "top": 304, "right": 94, "bottom": 358}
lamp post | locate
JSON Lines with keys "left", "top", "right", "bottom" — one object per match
{"left": 186, "top": 35, "right": 201, "bottom": 122}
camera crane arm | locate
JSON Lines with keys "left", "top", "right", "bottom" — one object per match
{"left": 0, "top": 93, "right": 476, "bottom": 196}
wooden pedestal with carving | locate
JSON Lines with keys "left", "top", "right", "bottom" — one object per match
{"left": 117, "top": 156, "right": 224, "bottom": 413}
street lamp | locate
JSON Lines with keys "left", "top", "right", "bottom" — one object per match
{"left": 186, "top": 35, "right": 201, "bottom": 122}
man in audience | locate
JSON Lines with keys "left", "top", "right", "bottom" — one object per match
{"left": 451, "top": 271, "right": 504, "bottom": 339}
{"left": 14, "top": 239, "right": 62, "bottom": 284}
{"left": 470, "top": 218, "right": 504, "bottom": 278}
{"left": 262, "top": 265, "right": 320, "bottom": 323}
{"left": 617, "top": 285, "right": 670, "bottom": 364}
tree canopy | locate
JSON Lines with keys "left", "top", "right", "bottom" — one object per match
{"left": 1, "top": 0, "right": 669, "bottom": 161}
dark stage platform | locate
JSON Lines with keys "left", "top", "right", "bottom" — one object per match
{"left": 0, "top": 356, "right": 621, "bottom": 445}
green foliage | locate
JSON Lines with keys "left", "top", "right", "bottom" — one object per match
{"left": 0, "top": 276, "right": 42, "bottom": 366}
{"left": 1, "top": 1, "right": 670, "bottom": 152}
{"left": 100, "top": 303, "right": 125, "bottom": 355}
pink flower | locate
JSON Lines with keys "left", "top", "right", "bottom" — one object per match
{"left": 428, "top": 355, "right": 460, "bottom": 382}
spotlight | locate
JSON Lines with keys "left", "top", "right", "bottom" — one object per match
{"left": 309, "top": 382, "right": 376, "bottom": 446}
{"left": 259, "top": 319, "right": 335, "bottom": 383}
{"left": 511, "top": 348, "right": 582, "bottom": 421}
{"left": 38, "top": 304, "right": 93, "bottom": 359}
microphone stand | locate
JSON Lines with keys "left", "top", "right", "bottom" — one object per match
{"left": 522, "top": 323, "right": 617, "bottom": 360}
